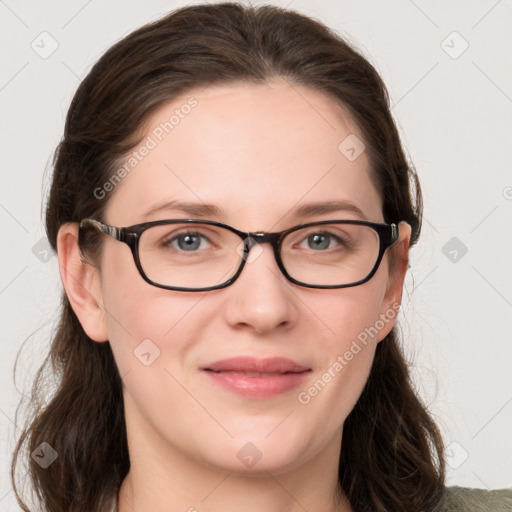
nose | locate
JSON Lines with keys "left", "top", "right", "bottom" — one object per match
{"left": 222, "top": 241, "right": 298, "bottom": 335}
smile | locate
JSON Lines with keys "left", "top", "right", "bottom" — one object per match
{"left": 201, "top": 357, "right": 311, "bottom": 398}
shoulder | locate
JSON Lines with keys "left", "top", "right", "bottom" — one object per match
{"left": 440, "top": 486, "right": 512, "bottom": 511}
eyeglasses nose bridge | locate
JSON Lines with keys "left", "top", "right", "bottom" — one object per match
{"left": 243, "top": 231, "right": 281, "bottom": 249}
{"left": 239, "top": 231, "right": 283, "bottom": 264}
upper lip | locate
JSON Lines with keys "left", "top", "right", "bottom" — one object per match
{"left": 201, "top": 357, "right": 310, "bottom": 373}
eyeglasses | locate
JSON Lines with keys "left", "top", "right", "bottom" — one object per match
{"left": 78, "top": 218, "right": 399, "bottom": 292}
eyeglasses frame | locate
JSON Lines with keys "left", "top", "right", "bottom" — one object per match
{"left": 79, "top": 218, "right": 399, "bottom": 292}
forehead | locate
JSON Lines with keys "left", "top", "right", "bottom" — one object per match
{"left": 105, "top": 80, "right": 383, "bottom": 228}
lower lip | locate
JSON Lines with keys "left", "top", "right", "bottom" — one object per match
{"left": 202, "top": 370, "right": 311, "bottom": 398}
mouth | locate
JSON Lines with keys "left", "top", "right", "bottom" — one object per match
{"left": 200, "top": 357, "right": 311, "bottom": 398}
{"left": 205, "top": 370, "right": 295, "bottom": 377}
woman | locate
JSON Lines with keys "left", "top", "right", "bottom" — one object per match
{"left": 11, "top": 2, "right": 512, "bottom": 511}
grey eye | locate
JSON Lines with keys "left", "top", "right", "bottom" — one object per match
{"left": 175, "top": 234, "right": 202, "bottom": 251}
{"left": 307, "top": 233, "right": 331, "bottom": 250}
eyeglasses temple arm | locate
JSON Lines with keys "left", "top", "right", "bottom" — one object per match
{"left": 79, "top": 219, "right": 123, "bottom": 241}
{"left": 391, "top": 223, "right": 399, "bottom": 243}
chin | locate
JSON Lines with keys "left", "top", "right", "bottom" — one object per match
{"left": 196, "top": 424, "right": 315, "bottom": 476}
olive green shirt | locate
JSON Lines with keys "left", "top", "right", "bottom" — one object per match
{"left": 441, "top": 486, "right": 512, "bottom": 511}
{"left": 109, "top": 486, "right": 512, "bottom": 511}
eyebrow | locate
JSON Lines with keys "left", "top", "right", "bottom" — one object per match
{"left": 143, "top": 199, "right": 368, "bottom": 222}
{"left": 291, "top": 200, "right": 367, "bottom": 221}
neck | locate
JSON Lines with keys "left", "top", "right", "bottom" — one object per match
{"left": 118, "top": 462, "right": 352, "bottom": 512}
{"left": 117, "top": 401, "right": 352, "bottom": 512}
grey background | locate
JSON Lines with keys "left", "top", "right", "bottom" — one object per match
{"left": 1, "top": 0, "right": 511, "bottom": 508}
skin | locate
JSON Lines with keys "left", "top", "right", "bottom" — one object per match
{"left": 58, "top": 80, "right": 411, "bottom": 512}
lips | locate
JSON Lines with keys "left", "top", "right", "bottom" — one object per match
{"left": 202, "top": 356, "right": 310, "bottom": 374}
{"left": 201, "top": 357, "right": 311, "bottom": 398}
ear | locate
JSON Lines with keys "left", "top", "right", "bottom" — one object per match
{"left": 376, "top": 221, "right": 412, "bottom": 342}
{"left": 57, "top": 222, "right": 109, "bottom": 342}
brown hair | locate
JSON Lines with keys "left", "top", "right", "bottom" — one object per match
{"left": 12, "top": 3, "right": 445, "bottom": 511}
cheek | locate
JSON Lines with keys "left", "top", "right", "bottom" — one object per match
{"left": 299, "top": 279, "right": 391, "bottom": 419}
{"left": 98, "top": 245, "right": 205, "bottom": 375}
{"left": 101, "top": 287, "right": 204, "bottom": 374}
{"left": 314, "top": 271, "right": 390, "bottom": 349}
{"left": 100, "top": 283, "right": 209, "bottom": 444}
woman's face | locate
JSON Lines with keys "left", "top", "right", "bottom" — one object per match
{"left": 76, "top": 81, "right": 410, "bottom": 475}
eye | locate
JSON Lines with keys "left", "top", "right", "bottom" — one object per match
{"left": 298, "top": 231, "right": 347, "bottom": 251}
{"left": 164, "top": 231, "right": 211, "bottom": 252}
